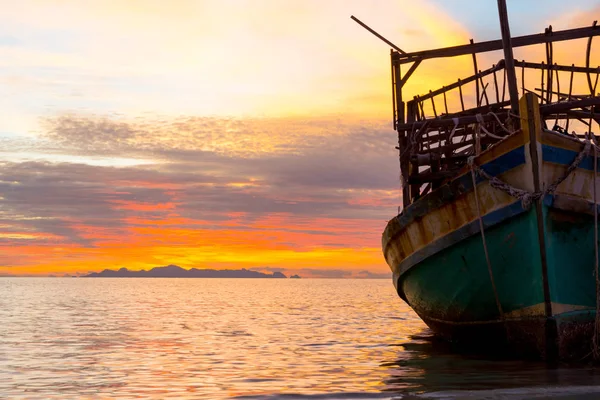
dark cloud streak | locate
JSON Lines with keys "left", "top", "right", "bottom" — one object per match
{"left": 2, "top": 114, "right": 400, "bottom": 258}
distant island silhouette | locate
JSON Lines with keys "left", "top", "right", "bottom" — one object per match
{"left": 82, "top": 264, "right": 292, "bottom": 278}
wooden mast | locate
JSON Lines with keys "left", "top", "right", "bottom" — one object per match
{"left": 497, "top": 0, "right": 520, "bottom": 113}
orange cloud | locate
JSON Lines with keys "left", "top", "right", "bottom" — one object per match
{"left": 0, "top": 216, "right": 386, "bottom": 276}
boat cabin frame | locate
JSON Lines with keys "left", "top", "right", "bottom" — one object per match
{"left": 353, "top": 13, "right": 600, "bottom": 209}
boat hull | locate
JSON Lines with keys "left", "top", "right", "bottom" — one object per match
{"left": 397, "top": 202, "right": 598, "bottom": 360}
{"left": 418, "top": 310, "right": 597, "bottom": 361}
{"left": 383, "top": 94, "right": 600, "bottom": 361}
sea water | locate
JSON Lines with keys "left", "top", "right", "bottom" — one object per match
{"left": 2, "top": 278, "right": 600, "bottom": 399}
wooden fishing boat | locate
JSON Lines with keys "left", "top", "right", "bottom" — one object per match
{"left": 355, "top": 2, "right": 600, "bottom": 360}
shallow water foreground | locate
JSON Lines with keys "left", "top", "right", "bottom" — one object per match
{"left": 2, "top": 278, "right": 600, "bottom": 399}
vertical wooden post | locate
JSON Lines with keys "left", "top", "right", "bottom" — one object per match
{"left": 404, "top": 101, "right": 416, "bottom": 207}
{"left": 391, "top": 51, "right": 405, "bottom": 128}
{"left": 540, "top": 62, "right": 545, "bottom": 105}
{"left": 393, "top": 53, "right": 404, "bottom": 126}
{"left": 470, "top": 39, "right": 480, "bottom": 107}
{"left": 443, "top": 90, "right": 449, "bottom": 115}
{"left": 391, "top": 50, "right": 397, "bottom": 130}
{"left": 392, "top": 52, "right": 409, "bottom": 209}
{"left": 545, "top": 30, "right": 554, "bottom": 104}
{"left": 520, "top": 92, "right": 557, "bottom": 360}
{"left": 458, "top": 79, "right": 465, "bottom": 111}
{"left": 497, "top": 0, "right": 520, "bottom": 113}
{"left": 493, "top": 67, "right": 500, "bottom": 104}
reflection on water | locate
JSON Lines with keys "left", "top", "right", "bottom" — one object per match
{"left": 2, "top": 278, "right": 600, "bottom": 399}
{"left": 383, "top": 337, "right": 600, "bottom": 396}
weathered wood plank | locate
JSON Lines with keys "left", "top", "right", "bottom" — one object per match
{"left": 395, "top": 25, "right": 600, "bottom": 65}
{"left": 396, "top": 111, "right": 510, "bottom": 131}
{"left": 540, "top": 97, "right": 600, "bottom": 114}
{"left": 515, "top": 60, "right": 600, "bottom": 74}
{"left": 412, "top": 62, "right": 505, "bottom": 103}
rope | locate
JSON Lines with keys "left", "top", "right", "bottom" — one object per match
{"left": 401, "top": 120, "right": 429, "bottom": 159}
{"left": 487, "top": 112, "right": 515, "bottom": 135}
{"left": 469, "top": 140, "right": 592, "bottom": 210}
{"left": 448, "top": 117, "right": 460, "bottom": 142}
{"left": 476, "top": 113, "right": 506, "bottom": 140}
{"left": 470, "top": 165, "right": 504, "bottom": 320}
{"left": 545, "top": 140, "right": 592, "bottom": 195}
{"left": 468, "top": 158, "right": 537, "bottom": 210}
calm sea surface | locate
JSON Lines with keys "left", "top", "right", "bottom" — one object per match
{"left": 3, "top": 278, "right": 600, "bottom": 399}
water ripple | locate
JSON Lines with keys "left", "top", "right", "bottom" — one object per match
{"left": 2, "top": 278, "right": 600, "bottom": 399}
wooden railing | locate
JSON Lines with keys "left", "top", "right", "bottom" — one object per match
{"left": 395, "top": 61, "right": 600, "bottom": 204}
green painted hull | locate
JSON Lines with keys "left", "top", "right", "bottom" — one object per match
{"left": 400, "top": 208, "right": 544, "bottom": 321}
{"left": 545, "top": 206, "right": 597, "bottom": 309}
{"left": 398, "top": 201, "right": 598, "bottom": 360}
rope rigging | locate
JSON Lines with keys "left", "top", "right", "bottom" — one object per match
{"left": 468, "top": 139, "right": 592, "bottom": 210}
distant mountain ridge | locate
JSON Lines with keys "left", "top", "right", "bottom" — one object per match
{"left": 82, "top": 265, "right": 289, "bottom": 278}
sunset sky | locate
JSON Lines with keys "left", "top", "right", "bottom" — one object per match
{"left": 1, "top": 0, "right": 599, "bottom": 277}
